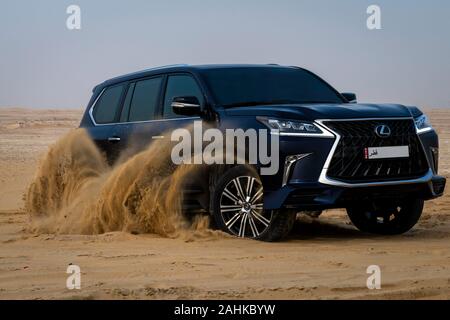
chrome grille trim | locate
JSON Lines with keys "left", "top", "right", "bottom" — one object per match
{"left": 315, "top": 118, "right": 433, "bottom": 188}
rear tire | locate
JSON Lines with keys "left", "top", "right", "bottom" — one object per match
{"left": 211, "top": 165, "right": 295, "bottom": 241}
{"left": 346, "top": 198, "right": 424, "bottom": 235}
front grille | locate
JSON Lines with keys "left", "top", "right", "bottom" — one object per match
{"left": 323, "top": 119, "right": 429, "bottom": 183}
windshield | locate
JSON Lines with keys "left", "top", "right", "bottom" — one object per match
{"left": 201, "top": 67, "right": 344, "bottom": 107}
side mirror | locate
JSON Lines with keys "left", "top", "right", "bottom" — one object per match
{"left": 341, "top": 92, "right": 357, "bottom": 103}
{"left": 171, "top": 96, "right": 202, "bottom": 116}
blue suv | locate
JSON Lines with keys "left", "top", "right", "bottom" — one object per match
{"left": 80, "top": 64, "right": 446, "bottom": 241}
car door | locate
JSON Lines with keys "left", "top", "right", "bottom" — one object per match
{"left": 116, "top": 76, "right": 164, "bottom": 154}
{"left": 87, "top": 83, "right": 126, "bottom": 162}
{"left": 157, "top": 73, "right": 208, "bottom": 209}
{"left": 155, "top": 73, "right": 205, "bottom": 139}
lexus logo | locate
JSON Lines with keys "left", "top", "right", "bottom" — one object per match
{"left": 375, "top": 125, "right": 391, "bottom": 138}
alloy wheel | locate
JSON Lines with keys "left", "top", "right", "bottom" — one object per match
{"left": 219, "top": 175, "right": 272, "bottom": 238}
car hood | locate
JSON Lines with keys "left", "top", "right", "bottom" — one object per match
{"left": 223, "top": 103, "right": 415, "bottom": 120}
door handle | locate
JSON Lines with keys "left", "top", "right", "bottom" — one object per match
{"left": 152, "top": 136, "right": 165, "bottom": 140}
{"left": 108, "top": 136, "right": 121, "bottom": 142}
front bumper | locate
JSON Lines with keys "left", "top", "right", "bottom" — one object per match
{"left": 264, "top": 174, "right": 446, "bottom": 210}
{"left": 260, "top": 122, "right": 445, "bottom": 210}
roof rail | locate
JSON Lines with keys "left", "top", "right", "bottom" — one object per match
{"left": 107, "top": 64, "right": 189, "bottom": 82}
{"left": 149, "top": 64, "right": 189, "bottom": 70}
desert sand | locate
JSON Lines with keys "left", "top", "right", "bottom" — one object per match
{"left": 0, "top": 107, "right": 449, "bottom": 300}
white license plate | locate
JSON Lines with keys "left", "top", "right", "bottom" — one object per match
{"left": 364, "top": 146, "right": 409, "bottom": 160}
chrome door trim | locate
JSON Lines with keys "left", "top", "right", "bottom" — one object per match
{"left": 88, "top": 88, "right": 200, "bottom": 127}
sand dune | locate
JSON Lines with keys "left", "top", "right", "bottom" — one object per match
{"left": 0, "top": 107, "right": 449, "bottom": 299}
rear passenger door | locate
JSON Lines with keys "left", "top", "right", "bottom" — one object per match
{"left": 88, "top": 83, "right": 126, "bottom": 162}
{"left": 117, "top": 76, "right": 164, "bottom": 153}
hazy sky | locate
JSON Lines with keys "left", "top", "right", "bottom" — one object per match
{"left": 0, "top": 0, "right": 449, "bottom": 109}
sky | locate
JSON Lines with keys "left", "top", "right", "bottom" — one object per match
{"left": 0, "top": 0, "right": 449, "bottom": 109}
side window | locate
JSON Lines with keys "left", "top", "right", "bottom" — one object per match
{"left": 163, "top": 75, "right": 204, "bottom": 119}
{"left": 92, "top": 84, "right": 125, "bottom": 124}
{"left": 119, "top": 83, "right": 135, "bottom": 122}
{"left": 128, "top": 77, "right": 162, "bottom": 122}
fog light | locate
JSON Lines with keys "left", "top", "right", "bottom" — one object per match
{"left": 432, "top": 177, "right": 446, "bottom": 195}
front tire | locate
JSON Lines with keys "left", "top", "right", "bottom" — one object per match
{"left": 211, "top": 165, "right": 295, "bottom": 241}
{"left": 346, "top": 198, "right": 424, "bottom": 235}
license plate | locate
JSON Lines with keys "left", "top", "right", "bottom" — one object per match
{"left": 364, "top": 146, "right": 409, "bottom": 160}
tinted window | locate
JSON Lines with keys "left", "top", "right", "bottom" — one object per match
{"left": 93, "top": 84, "right": 125, "bottom": 124}
{"left": 120, "top": 83, "right": 135, "bottom": 122}
{"left": 128, "top": 77, "right": 162, "bottom": 122}
{"left": 201, "top": 67, "right": 343, "bottom": 106}
{"left": 163, "top": 75, "right": 204, "bottom": 119}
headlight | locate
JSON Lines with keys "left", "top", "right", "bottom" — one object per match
{"left": 414, "top": 114, "right": 433, "bottom": 134}
{"left": 257, "top": 117, "right": 332, "bottom": 137}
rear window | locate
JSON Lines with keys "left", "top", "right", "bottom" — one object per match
{"left": 92, "top": 84, "right": 125, "bottom": 124}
